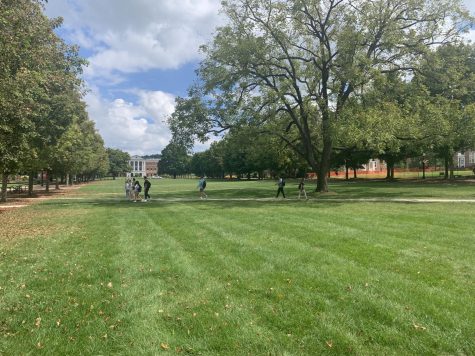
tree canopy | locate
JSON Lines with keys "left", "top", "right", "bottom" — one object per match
{"left": 169, "top": 0, "right": 472, "bottom": 191}
{"left": 0, "top": 0, "right": 108, "bottom": 201}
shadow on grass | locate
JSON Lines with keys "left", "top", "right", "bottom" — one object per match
{"left": 321, "top": 179, "right": 475, "bottom": 199}
{"left": 37, "top": 195, "right": 448, "bottom": 213}
{"left": 37, "top": 195, "right": 346, "bottom": 210}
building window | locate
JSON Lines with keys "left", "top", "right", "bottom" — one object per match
{"left": 370, "top": 160, "right": 377, "bottom": 171}
{"left": 469, "top": 152, "right": 475, "bottom": 164}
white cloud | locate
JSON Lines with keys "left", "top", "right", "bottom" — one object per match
{"left": 45, "top": 0, "right": 223, "bottom": 80}
{"left": 42, "top": 0, "right": 225, "bottom": 154}
{"left": 85, "top": 87, "right": 175, "bottom": 155}
{"left": 463, "top": 0, "right": 475, "bottom": 13}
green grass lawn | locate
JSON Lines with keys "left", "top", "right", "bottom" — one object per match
{"left": 0, "top": 179, "right": 474, "bottom": 354}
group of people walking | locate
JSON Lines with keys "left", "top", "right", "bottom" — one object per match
{"left": 125, "top": 176, "right": 151, "bottom": 202}
{"left": 124, "top": 175, "right": 308, "bottom": 201}
{"left": 275, "top": 177, "right": 308, "bottom": 199}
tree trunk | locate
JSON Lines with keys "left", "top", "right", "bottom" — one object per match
{"left": 422, "top": 161, "right": 426, "bottom": 179}
{"left": 28, "top": 173, "right": 34, "bottom": 197}
{"left": 444, "top": 156, "right": 449, "bottom": 179}
{"left": 1, "top": 173, "right": 7, "bottom": 202}
{"left": 386, "top": 160, "right": 394, "bottom": 180}
{"left": 316, "top": 138, "right": 332, "bottom": 192}
{"left": 45, "top": 171, "right": 50, "bottom": 193}
{"left": 345, "top": 163, "right": 349, "bottom": 180}
{"left": 55, "top": 176, "right": 60, "bottom": 190}
{"left": 353, "top": 167, "right": 357, "bottom": 179}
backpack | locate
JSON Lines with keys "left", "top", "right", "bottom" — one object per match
{"left": 202, "top": 180, "right": 207, "bottom": 189}
{"left": 137, "top": 184, "right": 142, "bottom": 192}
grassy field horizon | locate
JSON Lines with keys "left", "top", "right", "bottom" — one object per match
{"left": 0, "top": 179, "right": 474, "bottom": 354}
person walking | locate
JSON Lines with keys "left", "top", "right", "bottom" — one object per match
{"left": 130, "top": 178, "right": 136, "bottom": 200}
{"left": 276, "top": 176, "right": 286, "bottom": 198}
{"left": 197, "top": 176, "right": 207, "bottom": 199}
{"left": 298, "top": 178, "right": 308, "bottom": 199}
{"left": 133, "top": 180, "right": 142, "bottom": 202}
{"left": 125, "top": 178, "right": 131, "bottom": 199}
{"left": 143, "top": 176, "right": 151, "bottom": 201}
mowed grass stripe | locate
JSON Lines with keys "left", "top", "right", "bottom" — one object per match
{"left": 1, "top": 179, "right": 474, "bottom": 354}
{"left": 102, "top": 202, "right": 474, "bottom": 354}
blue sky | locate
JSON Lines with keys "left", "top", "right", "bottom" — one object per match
{"left": 44, "top": 0, "right": 475, "bottom": 156}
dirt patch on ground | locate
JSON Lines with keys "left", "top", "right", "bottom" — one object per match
{"left": 0, "top": 185, "right": 84, "bottom": 211}
{"left": 0, "top": 209, "right": 58, "bottom": 243}
{"left": 0, "top": 185, "right": 87, "bottom": 245}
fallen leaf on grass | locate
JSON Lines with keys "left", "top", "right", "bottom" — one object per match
{"left": 35, "top": 317, "right": 41, "bottom": 328}
{"left": 326, "top": 340, "right": 333, "bottom": 348}
{"left": 160, "top": 342, "right": 169, "bottom": 350}
{"left": 107, "top": 282, "right": 113, "bottom": 288}
{"left": 413, "top": 323, "right": 427, "bottom": 331}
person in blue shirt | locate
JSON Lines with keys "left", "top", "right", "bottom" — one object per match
{"left": 197, "top": 176, "right": 207, "bottom": 199}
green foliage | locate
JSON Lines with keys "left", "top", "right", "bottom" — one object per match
{"left": 417, "top": 44, "right": 475, "bottom": 161}
{"left": 170, "top": 0, "right": 471, "bottom": 192}
{"left": 106, "top": 148, "right": 131, "bottom": 178}
{"left": 0, "top": 0, "right": 107, "bottom": 199}
{"left": 159, "top": 141, "right": 191, "bottom": 178}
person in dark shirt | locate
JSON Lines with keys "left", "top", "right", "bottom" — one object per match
{"left": 275, "top": 177, "right": 286, "bottom": 198}
{"left": 143, "top": 176, "right": 151, "bottom": 201}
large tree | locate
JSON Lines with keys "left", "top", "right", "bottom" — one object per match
{"left": 416, "top": 43, "right": 475, "bottom": 178}
{"left": 159, "top": 141, "right": 191, "bottom": 179}
{"left": 170, "top": 0, "right": 471, "bottom": 191}
{"left": 107, "top": 148, "right": 131, "bottom": 179}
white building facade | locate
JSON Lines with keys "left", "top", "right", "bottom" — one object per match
{"left": 127, "top": 156, "right": 160, "bottom": 177}
{"left": 128, "top": 155, "right": 146, "bottom": 177}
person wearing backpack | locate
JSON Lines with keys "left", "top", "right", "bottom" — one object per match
{"left": 143, "top": 176, "right": 151, "bottom": 201}
{"left": 197, "top": 176, "right": 207, "bottom": 199}
{"left": 276, "top": 176, "right": 286, "bottom": 198}
{"left": 133, "top": 181, "right": 142, "bottom": 202}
